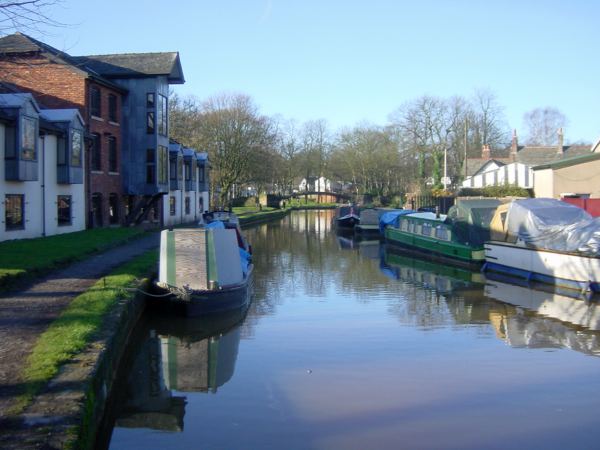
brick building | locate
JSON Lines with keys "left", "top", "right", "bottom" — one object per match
{"left": 0, "top": 32, "right": 193, "bottom": 228}
{"left": 0, "top": 32, "right": 125, "bottom": 227}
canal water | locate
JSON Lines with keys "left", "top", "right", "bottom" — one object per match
{"left": 100, "top": 210, "right": 600, "bottom": 450}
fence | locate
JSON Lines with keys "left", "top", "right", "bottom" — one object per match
{"left": 561, "top": 197, "right": 600, "bottom": 217}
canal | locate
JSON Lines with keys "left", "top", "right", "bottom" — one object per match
{"left": 100, "top": 210, "right": 600, "bottom": 450}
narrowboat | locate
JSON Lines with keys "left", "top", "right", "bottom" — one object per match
{"left": 382, "top": 198, "right": 504, "bottom": 267}
{"left": 156, "top": 213, "right": 253, "bottom": 316}
{"left": 483, "top": 198, "right": 600, "bottom": 294}
{"left": 354, "top": 208, "right": 382, "bottom": 236}
{"left": 334, "top": 205, "right": 360, "bottom": 229}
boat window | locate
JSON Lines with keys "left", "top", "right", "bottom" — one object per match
{"left": 421, "top": 223, "right": 432, "bottom": 236}
{"left": 435, "top": 226, "right": 448, "bottom": 241}
{"left": 401, "top": 220, "right": 408, "bottom": 231}
{"left": 407, "top": 221, "right": 414, "bottom": 233}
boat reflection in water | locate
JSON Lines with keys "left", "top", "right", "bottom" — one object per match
{"left": 113, "top": 309, "right": 245, "bottom": 433}
{"left": 380, "top": 245, "right": 485, "bottom": 293}
{"left": 381, "top": 246, "right": 600, "bottom": 356}
{"left": 485, "top": 273, "right": 600, "bottom": 356}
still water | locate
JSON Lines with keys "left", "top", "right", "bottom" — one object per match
{"left": 102, "top": 210, "right": 600, "bottom": 450}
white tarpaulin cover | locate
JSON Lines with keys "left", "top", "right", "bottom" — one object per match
{"left": 503, "top": 198, "right": 600, "bottom": 255}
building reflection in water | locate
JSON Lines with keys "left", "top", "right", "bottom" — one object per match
{"left": 114, "top": 312, "right": 244, "bottom": 432}
{"left": 380, "top": 245, "right": 600, "bottom": 356}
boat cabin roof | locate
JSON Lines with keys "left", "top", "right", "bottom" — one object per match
{"left": 404, "top": 212, "right": 447, "bottom": 222}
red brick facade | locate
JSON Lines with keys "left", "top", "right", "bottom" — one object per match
{"left": 0, "top": 55, "right": 126, "bottom": 227}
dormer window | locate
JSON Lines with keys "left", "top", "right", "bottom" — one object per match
{"left": 21, "top": 116, "right": 37, "bottom": 160}
{"left": 57, "top": 126, "right": 84, "bottom": 184}
{"left": 71, "top": 129, "right": 82, "bottom": 167}
{"left": 4, "top": 113, "right": 39, "bottom": 181}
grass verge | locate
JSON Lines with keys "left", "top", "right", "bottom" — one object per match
{"left": 0, "top": 228, "right": 145, "bottom": 289}
{"left": 11, "top": 250, "right": 158, "bottom": 415}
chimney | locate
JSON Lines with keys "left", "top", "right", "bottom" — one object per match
{"left": 482, "top": 144, "right": 491, "bottom": 159}
{"left": 510, "top": 129, "right": 518, "bottom": 162}
{"left": 557, "top": 128, "right": 564, "bottom": 155}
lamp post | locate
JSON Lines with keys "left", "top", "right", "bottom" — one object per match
{"left": 443, "top": 146, "right": 448, "bottom": 191}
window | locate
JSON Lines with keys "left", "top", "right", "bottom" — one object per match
{"left": 185, "top": 197, "right": 190, "bottom": 215}
{"left": 108, "top": 136, "right": 117, "bottom": 172}
{"left": 147, "top": 111, "right": 155, "bottom": 134}
{"left": 198, "top": 166, "right": 205, "bottom": 183}
{"left": 71, "top": 129, "right": 82, "bottom": 167}
{"left": 146, "top": 148, "right": 156, "bottom": 184}
{"left": 109, "top": 193, "right": 119, "bottom": 224}
{"left": 57, "top": 195, "right": 71, "bottom": 226}
{"left": 90, "top": 86, "right": 101, "bottom": 117}
{"left": 158, "top": 146, "right": 168, "bottom": 184}
{"left": 169, "top": 196, "right": 176, "bottom": 216}
{"left": 108, "top": 94, "right": 118, "bottom": 122}
{"left": 146, "top": 93, "right": 155, "bottom": 108}
{"left": 157, "top": 94, "right": 167, "bottom": 136}
{"left": 91, "top": 193, "right": 103, "bottom": 227}
{"left": 91, "top": 133, "right": 102, "bottom": 171}
{"left": 170, "top": 157, "right": 177, "bottom": 182}
{"left": 21, "top": 116, "right": 36, "bottom": 160}
{"left": 178, "top": 158, "right": 183, "bottom": 181}
{"left": 435, "top": 226, "right": 449, "bottom": 241}
{"left": 185, "top": 163, "right": 191, "bottom": 181}
{"left": 421, "top": 223, "right": 432, "bottom": 237}
{"left": 5, "top": 194, "right": 24, "bottom": 230}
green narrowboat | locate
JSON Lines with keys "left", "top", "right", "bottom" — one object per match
{"left": 383, "top": 198, "right": 504, "bottom": 267}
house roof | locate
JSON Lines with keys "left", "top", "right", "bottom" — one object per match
{"left": 465, "top": 157, "right": 511, "bottom": 176}
{"left": 0, "top": 32, "right": 127, "bottom": 93}
{"left": 0, "top": 92, "right": 40, "bottom": 111}
{"left": 73, "top": 52, "right": 185, "bottom": 84}
{"left": 532, "top": 151, "right": 600, "bottom": 171}
{"left": 465, "top": 144, "right": 592, "bottom": 177}
{"left": 515, "top": 145, "right": 591, "bottom": 167}
{"left": 40, "top": 108, "right": 85, "bottom": 126}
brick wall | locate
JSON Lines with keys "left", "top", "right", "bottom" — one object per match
{"left": 0, "top": 55, "right": 127, "bottom": 228}
{"left": 0, "top": 55, "right": 86, "bottom": 113}
{"left": 87, "top": 81, "right": 124, "bottom": 227}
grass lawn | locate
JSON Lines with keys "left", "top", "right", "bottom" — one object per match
{"left": 12, "top": 250, "right": 158, "bottom": 414}
{"left": 0, "top": 228, "right": 145, "bottom": 288}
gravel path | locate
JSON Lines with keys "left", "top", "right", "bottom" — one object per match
{"left": 0, "top": 233, "right": 160, "bottom": 417}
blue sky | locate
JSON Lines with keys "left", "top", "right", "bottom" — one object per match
{"left": 35, "top": 0, "right": 600, "bottom": 143}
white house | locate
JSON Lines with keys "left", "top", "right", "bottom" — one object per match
{"left": 298, "top": 176, "right": 340, "bottom": 193}
{"left": 462, "top": 131, "right": 591, "bottom": 190}
{"left": 0, "top": 93, "right": 86, "bottom": 242}
{"left": 162, "top": 142, "right": 210, "bottom": 227}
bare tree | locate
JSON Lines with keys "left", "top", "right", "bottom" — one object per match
{"left": 196, "top": 93, "right": 276, "bottom": 206}
{"left": 0, "top": 0, "right": 65, "bottom": 36}
{"left": 523, "top": 107, "right": 568, "bottom": 145}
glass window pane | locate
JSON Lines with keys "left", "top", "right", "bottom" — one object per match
{"left": 21, "top": 117, "right": 36, "bottom": 160}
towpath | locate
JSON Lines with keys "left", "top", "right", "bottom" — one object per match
{"left": 0, "top": 232, "right": 160, "bottom": 419}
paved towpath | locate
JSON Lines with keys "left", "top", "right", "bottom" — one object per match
{"left": 0, "top": 232, "right": 160, "bottom": 418}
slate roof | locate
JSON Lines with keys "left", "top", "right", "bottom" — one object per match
{"left": 0, "top": 32, "right": 184, "bottom": 87}
{"left": 465, "top": 144, "right": 592, "bottom": 177}
{"left": 532, "top": 151, "right": 600, "bottom": 170}
{"left": 74, "top": 52, "right": 185, "bottom": 84}
{"left": 515, "top": 145, "right": 591, "bottom": 167}
{"left": 0, "top": 32, "right": 127, "bottom": 92}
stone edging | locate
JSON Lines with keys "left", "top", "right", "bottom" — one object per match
{"left": 13, "top": 279, "right": 150, "bottom": 450}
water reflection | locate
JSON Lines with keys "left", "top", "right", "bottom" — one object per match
{"left": 104, "top": 210, "right": 600, "bottom": 450}
{"left": 484, "top": 276, "right": 600, "bottom": 355}
{"left": 110, "top": 309, "right": 245, "bottom": 435}
{"left": 380, "top": 244, "right": 600, "bottom": 355}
